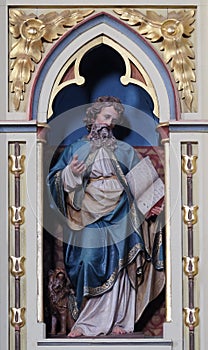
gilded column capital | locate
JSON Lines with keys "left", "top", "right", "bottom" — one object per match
{"left": 156, "top": 122, "right": 170, "bottom": 144}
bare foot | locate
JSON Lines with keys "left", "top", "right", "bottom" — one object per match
{"left": 67, "top": 328, "right": 83, "bottom": 338}
{"left": 111, "top": 326, "right": 126, "bottom": 335}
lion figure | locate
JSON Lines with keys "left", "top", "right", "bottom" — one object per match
{"left": 48, "top": 268, "right": 77, "bottom": 335}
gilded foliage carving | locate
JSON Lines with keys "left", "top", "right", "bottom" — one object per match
{"left": 9, "top": 9, "right": 94, "bottom": 111}
{"left": 114, "top": 8, "right": 196, "bottom": 112}
{"left": 9, "top": 8, "right": 196, "bottom": 113}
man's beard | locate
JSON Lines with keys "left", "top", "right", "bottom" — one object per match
{"left": 89, "top": 124, "right": 117, "bottom": 151}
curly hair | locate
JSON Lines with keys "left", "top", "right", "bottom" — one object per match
{"left": 84, "top": 96, "right": 124, "bottom": 131}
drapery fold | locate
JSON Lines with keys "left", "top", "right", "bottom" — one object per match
{"left": 47, "top": 138, "right": 165, "bottom": 323}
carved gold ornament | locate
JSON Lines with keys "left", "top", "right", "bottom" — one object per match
{"left": 9, "top": 9, "right": 94, "bottom": 110}
{"left": 11, "top": 307, "right": 26, "bottom": 328}
{"left": 182, "top": 154, "right": 198, "bottom": 175}
{"left": 10, "top": 256, "right": 26, "bottom": 277}
{"left": 9, "top": 154, "right": 25, "bottom": 174}
{"left": 183, "top": 307, "right": 199, "bottom": 328}
{"left": 182, "top": 204, "right": 198, "bottom": 226}
{"left": 114, "top": 9, "right": 195, "bottom": 111}
{"left": 183, "top": 256, "right": 199, "bottom": 278}
{"left": 9, "top": 206, "right": 25, "bottom": 225}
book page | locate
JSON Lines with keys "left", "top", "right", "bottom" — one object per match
{"left": 126, "top": 156, "right": 164, "bottom": 215}
{"left": 136, "top": 177, "right": 164, "bottom": 215}
{"left": 126, "top": 156, "right": 161, "bottom": 200}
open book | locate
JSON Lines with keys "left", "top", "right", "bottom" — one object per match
{"left": 126, "top": 156, "right": 164, "bottom": 215}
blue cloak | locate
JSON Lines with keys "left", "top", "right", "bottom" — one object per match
{"left": 47, "top": 138, "right": 160, "bottom": 311}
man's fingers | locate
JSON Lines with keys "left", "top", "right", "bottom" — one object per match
{"left": 75, "top": 161, "right": 85, "bottom": 170}
{"left": 70, "top": 157, "right": 86, "bottom": 174}
{"left": 76, "top": 160, "right": 84, "bottom": 168}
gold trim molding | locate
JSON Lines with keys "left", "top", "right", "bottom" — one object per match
{"left": 114, "top": 8, "right": 196, "bottom": 112}
{"left": 9, "top": 8, "right": 94, "bottom": 111}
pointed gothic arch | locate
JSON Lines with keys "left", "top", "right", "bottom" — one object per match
{"left": 29, "top": 12, "right": 180, "bottom": 123}
{"left": 30, "top": 11, "right": 181, "bottom": 347}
